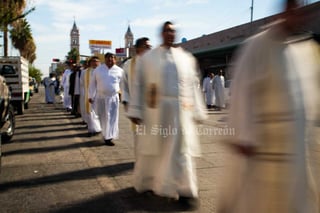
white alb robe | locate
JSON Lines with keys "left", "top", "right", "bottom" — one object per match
{"left": 89, "top": 64, "right": 123, "bottom": 140}
{"left": 121, "top": 56, "right": 140, "bottom": 162}
{"left": 212, "top": 75, "right": 224, "bottom": 108}
{"left": 218, "top": 28, "right": 318, "bottom": 213}
{"left": 44, "top": 77, "right": 56, "bottom": 103}
{"left": 80, "top": 68, "right": 101, "bottom": 133}
{"left": 127, "top": 46, "right": 207, "bottom": 199}
{"left": 61, "top": 69, "right": 72, "bottom": 109}
{"left": 79, "top": 69, "right": 87, "bottom": 123}
{"left": 287, "top": 38, "right": 320, "bottom": 206}
{"left": 220, "top": 75, "right": 225, "bottom": 89}
{"left": 121, "top": 57, "right": 138, "bottom": 104}
{"left": 202, "top": 76, "right": 215, "bottom": 106}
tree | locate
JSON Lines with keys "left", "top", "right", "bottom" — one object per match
{"left": 0, "top": 0, "right": 35, "bottom": 56}
{"left": 20, "top": 38, "right": 36, "bottom": 63}
{"left": 9, "top": 18, "right": 36, "bottom": 63}
{"left": 10, "top": 19, "right": 31, "bottom": 49}
{"left": 28, "top": 65, "right": 42, "bottom": 83}
{"left": 67, "top": 48, "right": 79, "bottom": 64}
{"left": 54, "top": 63, "right": 67, "bottom": 77}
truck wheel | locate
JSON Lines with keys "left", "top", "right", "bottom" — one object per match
{"left": 17, "top": 101, "right": 24, "bottom": 115}
{"left": 2, "top": 105, "right": 15, "bottom": 142}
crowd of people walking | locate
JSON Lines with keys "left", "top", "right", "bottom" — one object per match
{"left": 42, "top": 1, "right": 320, "bottom": 210}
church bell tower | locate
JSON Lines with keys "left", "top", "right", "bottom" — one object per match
{"left": 70, "top": 21, "right": 80, "bottom": 52}
{"left": 125, "top": 25, "right": 134, "bottom": 57}
{"left": 125, "top": 25, "right": 134, "bottom": 48}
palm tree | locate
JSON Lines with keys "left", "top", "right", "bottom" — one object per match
{"left": 10, "top": 19, "right": 31, "bottom": 50}
{"left": 9, "top": 18, "right": 37, "bottom": 63}
{"left": 0, "top": 0, "right": 35, "bottom": 56}
{"left": 21, "top": 39, "right": 36, "bottom": 63}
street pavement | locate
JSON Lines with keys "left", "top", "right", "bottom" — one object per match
{"left": 0, "top": 86, "right": 233, "bottom": 213}
{"left": 0, "top": 86, "right": 319, "bottom": 213}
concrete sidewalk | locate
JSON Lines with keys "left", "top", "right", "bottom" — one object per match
{"left": 0, "top": 87, "right": 288, "bottom": 213}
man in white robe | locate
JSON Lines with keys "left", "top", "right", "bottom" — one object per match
{"left": 219, "top": 70, "right": 225, "bottom": 89}
{"left": 89, "top": 53, "right": 123, "bottom": 146}
{"left": 127, "top": 21, "right": 207, "bottom": 209}
{"left": 121, "top": 37, "right": 151, "bottom": 153}
{"left": 79, "top": 62, "right": 88, "bottom": 123}
{"left": 61, "top": 64, "right": 72, "bottom": 111}
{"left": 43, "top": 76, "right": 50, "bottom": 103}
{"left": 80, "top": 56, "right": 101, "bottom": 136}
{"left": 217, "top": 1, "right": 318, "bottom": 212}
{"left": 44, "top": 73, "right": 57, "bottom": 104}
{"left": 287, "top": 34, "right": 320, "bottom": 208}
{"left": 212, "top": 71, "right": 224, "bottom": 110}
{"left": 202, "top": 73, "right": 215, "bottom": 109}
{"left": 121, "top": 37, "right": 151, "bottom": 112}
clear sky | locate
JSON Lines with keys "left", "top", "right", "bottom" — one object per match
{"left": 8, "top": 0, "right": 320, "bottom": 76}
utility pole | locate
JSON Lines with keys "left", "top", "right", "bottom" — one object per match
{"left": 250, "top": 0, "right": 254, "bottom": 22}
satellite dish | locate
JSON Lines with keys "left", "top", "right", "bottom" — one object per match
{"left": 181, "top": 37, "right": 187, "bottom": 43}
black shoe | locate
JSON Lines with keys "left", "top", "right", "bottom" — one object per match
{"left": 178, "top": 196, "right": 199, "bottom": 210}
{"left": 87, "top": 132, "right": 100, "bottom": 137}
{"left": 104, "top": 139, "right": 115, "bottom": 146}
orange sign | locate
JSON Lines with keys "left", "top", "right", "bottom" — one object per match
{"left": 89, "top": 40, "right": 112, "bottom": 49}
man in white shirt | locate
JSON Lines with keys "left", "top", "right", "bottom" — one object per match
{"left": 88, "top": 53, "right": 123, "bottom": 146}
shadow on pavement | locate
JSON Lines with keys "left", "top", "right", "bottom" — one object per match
{"left": 2, "top": 140, "right": 104, "bottom": 156}
{"left": 17, "top": 116, "right": 72, "bottom": 122}
{"left": 50, "top": 187, "right": 195, "bottom": 213}
{"left": 10, "top": 131, "right": 92, "bottom": 143}
{"left": 0, "top": 162, "right": 134, "bottom": 192}
{"left": 13, "top": 126, "right": 88, "bottom": 135}
{"left": 15, "top": 122, "right": 84, "bottom": 130}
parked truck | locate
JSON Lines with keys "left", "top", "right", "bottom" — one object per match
{"left": 0, "top": 56, "right": 30, "bottom": 115}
